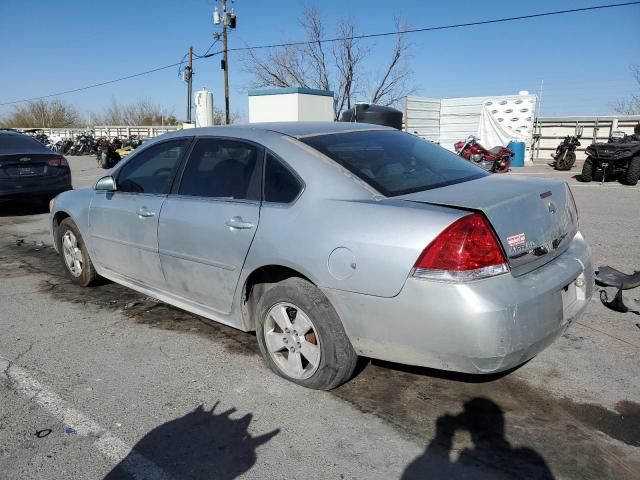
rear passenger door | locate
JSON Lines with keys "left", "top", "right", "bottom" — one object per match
{"left": 157, "top": 138, "right": 263, "bottom": 314}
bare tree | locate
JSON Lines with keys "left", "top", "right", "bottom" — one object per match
{"left": 612, "top": 65, "right": 640, "bottom": 115}
{"left": 368, "top": 19, "right": 414, "bottom": 106}
{"left": 0, "top": 99, "right": 82, "bottom": 128}
{"left": 91, "top": 98, "right": 178, "bottom": 126}
{"left": 212, "top": 105, "right": 240, "bottom": 125}
{"left": 243, "top": 6, "right": 414, "bottom": 119}
{"left": 333, "top": 20, "right": 367, "bottom": 116}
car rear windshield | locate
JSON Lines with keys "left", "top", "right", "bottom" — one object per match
{"left": 300, "top": 130, "right": 488, "bottom": 197}
{"left": 0, "top": 133, "right": 50, "bottom": 155}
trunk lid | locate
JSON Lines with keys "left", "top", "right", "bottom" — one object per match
{"left": 0, "top": 153, "right": 62, "bottom": 178}
{"left": 398, "top": 175, "right": 578, "bottom": 276}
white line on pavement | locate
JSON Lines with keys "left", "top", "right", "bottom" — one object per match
{"left": 0, "top": 359, "right": 173, "bottom": 480}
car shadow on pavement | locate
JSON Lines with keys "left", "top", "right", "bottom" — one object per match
{"left": 402, "top": 397, "right": 554, "bottom": 480}
{"left": 0, "top": 198, "right": 49, "bottom": 217}
{"left": 104, "top": 403, "right": 280, "bottom": 480}
{"left": 368, "top": 358, "right": 526, "bottom": 384}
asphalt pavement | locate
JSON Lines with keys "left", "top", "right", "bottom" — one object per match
{"left": 0, "top": 155, "right": 638, "bottom": 479}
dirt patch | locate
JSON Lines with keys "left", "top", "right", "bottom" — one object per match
{"left": 333, "top": 361, "right": 640, "bottom": 479}
{"left": 3, "top": 237, "right": 639, "bottom": 479}
{"left": 564, "top": 400, "right": 640, "bottom": 448}
{"left": 1, "top": 240, "right": 259, "bottom": 358}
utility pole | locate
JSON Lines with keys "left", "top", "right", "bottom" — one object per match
{"left": 221, "top": 0, "right": 230, "bottom": 125}
{"left": 186, "top": 46, "right": 193, "bottom": 123}
{"left": 214, "top": 0, "right": 236, "bottom": 125}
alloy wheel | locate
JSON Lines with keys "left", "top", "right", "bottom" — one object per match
{"left": 61, "top": 230, "right": 83, "bottom": 277}
{"left": 263, "top": 302, "right": 321, "bottom": 380}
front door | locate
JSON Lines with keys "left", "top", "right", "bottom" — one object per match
{"left": 88, "top": 139, "right": 190, "bottom": 288}
{"left": 158, "top": 138, "right": 263, "bottom": 313}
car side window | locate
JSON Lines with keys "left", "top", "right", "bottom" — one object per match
{"left": 264, "top": 153, "right": 302, "bottom": 203}
{"left": 117, "top": 140, "right": 188, "bottom": 194}
{"left": 178, "top": 138, "right": 261, "bottom": 200}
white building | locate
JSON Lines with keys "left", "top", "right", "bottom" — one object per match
{"left": 248, "top": 87, "right": 334, "bottom": 123}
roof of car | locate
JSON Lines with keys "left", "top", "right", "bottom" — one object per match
{"left": 185, "top": 121, "right": 392, "bottom": 138}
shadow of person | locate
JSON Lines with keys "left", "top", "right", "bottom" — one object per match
{"left": 104, "top": 403, "right": 279, "bottom": 480}
{"left": 402, "top": 397, "right": 554, "bottom": 480}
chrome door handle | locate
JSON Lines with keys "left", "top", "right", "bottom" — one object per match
{"left": 137, "top": 207, "right": 155, "bottom": 218}
{"left": 225, "top": 216, "right": 254, "bottom": 230}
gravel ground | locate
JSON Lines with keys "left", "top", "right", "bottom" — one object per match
{"left": 0, "top": 155, "right": 638, "bottom": 480}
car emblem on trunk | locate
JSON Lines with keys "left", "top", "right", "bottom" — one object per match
{"left": 548, "top": 201, "right": 557, "bottom": 214}
{"left": 19, "top": 157, "right": 30, "bottom": 162}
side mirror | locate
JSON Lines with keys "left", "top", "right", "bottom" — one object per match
{"left": 95, "top": 175, "right": 116, "bottom": 192}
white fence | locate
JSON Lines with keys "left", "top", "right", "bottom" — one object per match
{"left": 404, "top": 95, "right": 640, "bottom": 163}
{"left": 532, "top": 116, "right": 640, "bottom": 162}
{"left": 405, "top": 94, "right": 538, "bottom": 162}
{"left": 13, "top": 125, "right": 178, "bottom": 140}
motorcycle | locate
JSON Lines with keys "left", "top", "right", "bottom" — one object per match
{"left": 68, "top": 131, "right": 96, "bottom": 156}
{"left": 96, "top": 137, "right": 122, "bottom": 169}
{"left": 454, "top": 135, "right": 513, "bottom": 173}
{"left": 550, "top": 125, "right": 583, "bottom": 171}
{"left": 48, "top": 134, "right": 64, "bottom": 152}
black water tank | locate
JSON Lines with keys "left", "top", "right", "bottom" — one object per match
{"left": 340, "top": 103, "right": 403, "bottom": 130}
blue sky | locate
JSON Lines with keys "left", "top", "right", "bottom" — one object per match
{"left": 0, "top": 0, "right": 638, "bottom": 122}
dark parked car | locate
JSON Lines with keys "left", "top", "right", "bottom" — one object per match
{"left": 0, "top": 130, "right": 72, "bottom": 203}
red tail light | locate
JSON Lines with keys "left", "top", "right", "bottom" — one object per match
{"left": 46, "top": 157, "right": 68, "bottom": 167}
{"left": 413, "top": 213, "right": 509, "bottom": 282}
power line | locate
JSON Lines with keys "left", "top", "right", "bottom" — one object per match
{"left": 1, "top": 62, "right": 186, "bottom": 107}
{"left": 213, "top": 1, "right": 640, "bottom": 56}
{"left": 2, "top": 1, "right": 639, "bottom": 107}
{"left": 193, "top": 38, "right": 221, "bottom": 59}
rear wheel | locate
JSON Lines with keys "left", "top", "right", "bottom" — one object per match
{"left": 623, "top": 156, "right": 640, "bottom": 186}
{"left": 581, "top": 157, "right": 594, "bottom": 182}
{"left": 556, "top": 151, "right": 576, "bottom": 171}
{"left": 56, "top": 218, "right": 97, "bottom": 286}
{"left": 255, "top": 277, "right": 357, "bottom": 390}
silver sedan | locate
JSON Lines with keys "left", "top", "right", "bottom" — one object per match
{"left": 49, "top": 122, "right": 593, "bottom": 390}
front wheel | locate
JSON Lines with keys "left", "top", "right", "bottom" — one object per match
{"left": 623, "top": 156, "right": 640, "bottom": 186}
{"left": 56, "top": 218, "right": 98, "bottom": 286}
{"left": 255, "top": 277, "right": 358, "bottom": 390}
{"left": 581, "top": 157, "right": 594, "bottom": 182}
{"left": 556, "top": 151, "right": 576, "bottom": 171}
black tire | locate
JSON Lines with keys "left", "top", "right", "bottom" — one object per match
{"left": 255, "top": 277, "right": 358, "bottom": 390}
{"left": 623, "top": 156, "right": 640, "bottom": 186}
{"left": 581, "top": 156, "right": 594, "bottom": 182}
{"left": 99, "top": 152, "right": 110, "bottom": 169}
{"left": 56, "top": 218, "right": 98, "bottom": 286}
{"left": 108, "top": 152, "right": 121, "bottom": 168}
{"left": 556, "top": 151, "right": 576, "bottom": 171}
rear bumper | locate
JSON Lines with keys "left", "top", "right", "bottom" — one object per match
{"left": 0, "top": 173, "right": 71, "bottom": 199}
{"left": 322, "top": 232, "right": 593, "bottom": 374}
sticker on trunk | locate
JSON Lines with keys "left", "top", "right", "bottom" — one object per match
{"left": 506, "top": 233, "right": 526, "bottom": 248}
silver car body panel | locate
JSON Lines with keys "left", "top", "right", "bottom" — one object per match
{"left": 323, "top": 232, "right": 593, "bottom": 373}
{"left": 50, "top": 123, "right": 594, "bottom": 374}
